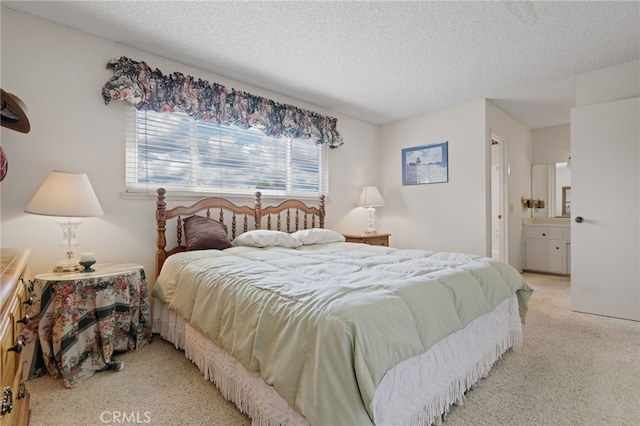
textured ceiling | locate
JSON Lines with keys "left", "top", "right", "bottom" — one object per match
{"left": 3, "top": 1, "right": 640, "bottom": 129}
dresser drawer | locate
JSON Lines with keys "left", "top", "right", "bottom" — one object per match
{"left": 343, "top": 233, "right": 390, "bottom": 247}
{"left": 525, "top": 228, "right": 564, "bottom": 240}
{"left": 361, "top": 236, "right": 389, "bottom": 246}
{"left": 0, "top": 248, "right": 31, "bottom": 426}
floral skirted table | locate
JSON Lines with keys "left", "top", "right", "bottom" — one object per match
{"left": 22, "top": 263, "right": 153, "bottom": 388}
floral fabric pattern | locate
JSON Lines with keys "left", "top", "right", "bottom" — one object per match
{"left": 101, "top": 56, "right": 343, "bottom": 148}
{"left": 23, "top": 264, "right": 153, "bottom": 388}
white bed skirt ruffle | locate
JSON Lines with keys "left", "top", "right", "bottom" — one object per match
{"left": 152, "top": 295, "right": 522, "bottom": 426}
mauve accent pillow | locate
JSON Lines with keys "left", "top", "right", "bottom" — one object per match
{"left": 183, "top": 215, "right": 232, "bottom": 251}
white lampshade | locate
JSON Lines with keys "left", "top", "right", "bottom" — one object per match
{"left": 25, "top": 170, "right": 103, "bottom": 272}
{"left": 25, "top": 170, "right": 104, "bottom": 217}
{"left": 357, "top": 186, "right": 385, "bottom": 208}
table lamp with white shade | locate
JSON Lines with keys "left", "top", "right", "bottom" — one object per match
{"left": 357, "top": 185, "right": 385, "bottom": 234}
{"left": 25, "top": 170, "right": 104, "bottom": 272}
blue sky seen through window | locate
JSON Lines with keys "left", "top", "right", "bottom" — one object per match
{"left": 129, "top": 109, "right": 325, "bottom": 195}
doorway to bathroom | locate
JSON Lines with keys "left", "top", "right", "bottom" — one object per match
{"left": 490, "top": 134, "right": 508, "bottom": 262}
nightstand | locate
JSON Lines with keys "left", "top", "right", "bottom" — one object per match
{"left": 23, "top": 263, "right": 153, "bottom": 388}
{"left": 343, "top": 233, "right": 391, "bottom": 247}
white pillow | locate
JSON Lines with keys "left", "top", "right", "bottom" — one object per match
{"left": 232, "top": 230, "right": 302, "bottom": 248}
{"left": 292, "top": 228, "right": 345, "bottom": 245}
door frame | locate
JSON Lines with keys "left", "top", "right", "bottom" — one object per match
{"left": 490, "top": 133, "right": 509, "bottom": 263}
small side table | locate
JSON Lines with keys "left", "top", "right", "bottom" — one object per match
{"left": 22, "top": 263, "right": 153, "bottom": 388}
{"left": 343, "top": 233, "right": 391, "bottom": 247}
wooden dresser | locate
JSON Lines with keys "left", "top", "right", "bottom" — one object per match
{"left": 0, "top": 248, "right": 31, "bottom": 426}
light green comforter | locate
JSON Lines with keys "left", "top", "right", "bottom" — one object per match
{"left": 154, "top": 242, "right": 532, "bottom": 425}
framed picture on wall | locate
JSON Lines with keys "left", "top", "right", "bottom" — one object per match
{"left": 401, "top": 141, "right": 448, "bottom": 185}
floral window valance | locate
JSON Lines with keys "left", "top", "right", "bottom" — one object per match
{"left": 101, "top": 56, "right": 343, "bottom": 148}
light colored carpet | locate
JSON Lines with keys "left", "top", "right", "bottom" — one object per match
{"left": 25, "top": 273, "right": 640, "bottom": 426}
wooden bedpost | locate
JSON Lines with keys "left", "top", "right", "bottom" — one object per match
{"left": 156, "top": 188, "right": 168, "bottom": 278}
{"left": 319, "top": 194, "right": 325, "bottom": 228}
{"left": 254, "top": 191, "right": 262, "bottom": 230}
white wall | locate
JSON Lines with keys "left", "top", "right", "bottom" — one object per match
{"left": 0, "top": 8, "right": 379, "bottom": 278}
{"left": 576, "top": 61, "right": 640, "bottom": 107}
{"left": 532, "top": 124, "right": 570, "bottom": 164}
{"left": 378, "top": 100, "right": 488, "bottom": 255}
{"left": 376, "top": 99, "right": 530, "bottom": 269}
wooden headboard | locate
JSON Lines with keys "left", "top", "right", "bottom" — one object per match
{"left": 155, "top": 188, "right": 325, "bottom": 277}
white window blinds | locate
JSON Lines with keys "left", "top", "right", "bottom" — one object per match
{"left": 125, "top": 107, "right": 328, "bottom": 197}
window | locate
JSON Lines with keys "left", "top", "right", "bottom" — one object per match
{"left": 126, "top": 107, "right": 328, "bottom": 197}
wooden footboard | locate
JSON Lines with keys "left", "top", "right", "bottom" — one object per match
{"left": 155, "top": 188, "right": 325, "bottom": 277}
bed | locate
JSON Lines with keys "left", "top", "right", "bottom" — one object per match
{"left": 151, "top": 188, "right": 532, "bottom": 425}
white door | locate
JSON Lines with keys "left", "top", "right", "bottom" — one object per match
{"left": 570, "top": 97, "right": 639, "bottom": 321}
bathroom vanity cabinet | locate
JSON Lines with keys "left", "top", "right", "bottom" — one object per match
{"left": 523, "top": 225, "right": 571, "bottom": 275}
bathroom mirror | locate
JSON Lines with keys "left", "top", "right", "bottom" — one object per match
{"left": 562, "top": 186, "right": 571, "bottom": 217}
{"left": 531, "top": 162, "right": 571, "bottom": 218}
